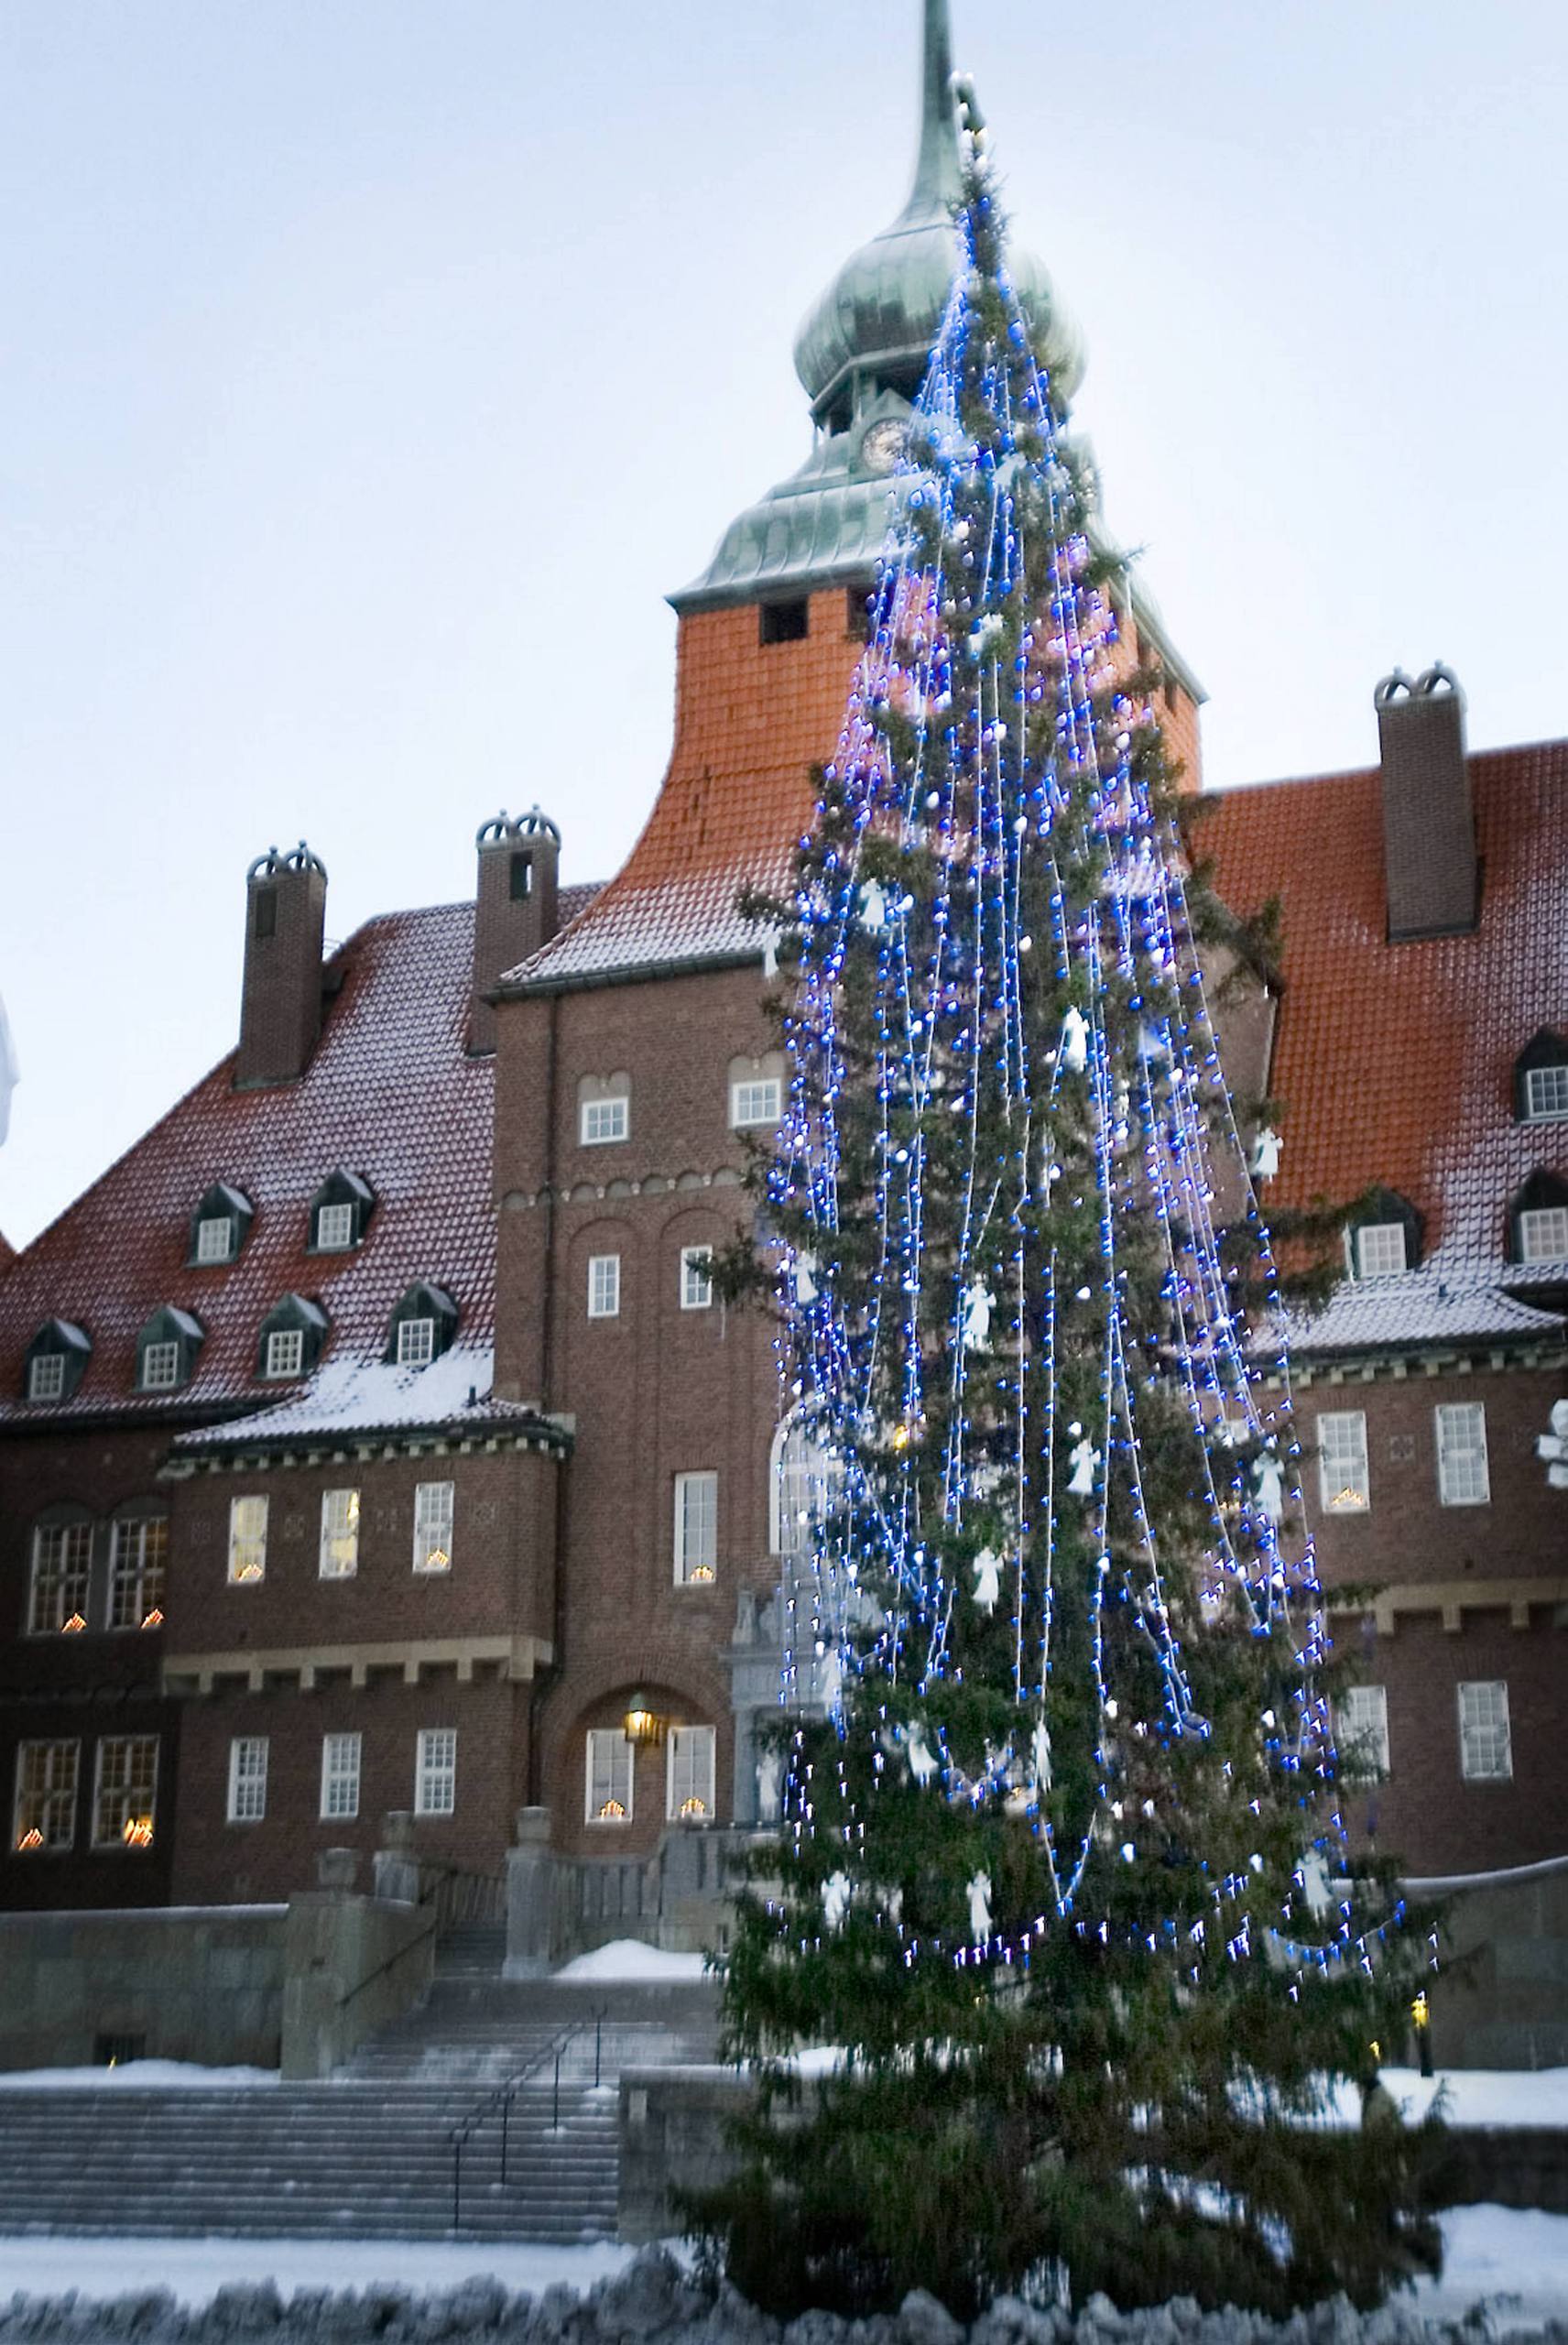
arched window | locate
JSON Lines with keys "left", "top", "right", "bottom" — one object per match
{"left": 769, "top": 1408, "right": 844, "bottom": 1563}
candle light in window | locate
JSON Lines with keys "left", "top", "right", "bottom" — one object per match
{"left": 123, "top": 1816, "right": 154, "bottom": 1848}
{"left": 140, "top": 1608, "right": 163, "bottom": 1630}
{"left": 62, "top": 1613, "right": 86, "bottom": 1634}
{"left": 17, "top": 1827, "right": 42, "bottom": 1851}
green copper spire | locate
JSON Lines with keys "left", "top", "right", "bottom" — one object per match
{"left": 895, "top": 0, "right": 963, "bottom": 227}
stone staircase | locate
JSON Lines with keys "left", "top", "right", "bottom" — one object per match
{"left": 0, "top": 1928, "right": 720, "bottom": 2243}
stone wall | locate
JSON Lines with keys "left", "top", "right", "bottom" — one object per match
{"left": 1422, "top": 1851, "right": 1568, "bottom": 2069}
{"left": 0, "top": 1903, "right": 287, "bottom": 2070}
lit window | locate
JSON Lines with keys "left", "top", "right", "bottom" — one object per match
{"left": 109, "top": 1518, "right": 168, "bottom": 1631}
{"left": 316, "top": 1201, "right": 355, "bottom": 1251}
{"left": 27, "top": 1354, "right": 66, "bottom": 1403}
{"left": 413, "top": 1480, "right": 454, "bottom": 1574}
{"left": 731, "top": 1076, "right": 782, "bottom": 1129}
{"left": 1355, "top": 1223, "right": 1407, "bottom": 1279}
{"left": 586, "top": 1729, "right": 633, "bottom": 1823}
{"left": 1523, "top": 1065, "right": 1568, "bottom": 1121}
{"left": 1316, "top": 1412, "right": 1369, "bottom": 1514}
{"left": 140, "top": 1340, "right": 181, "bottom": 1392}
{"left": 587, "top": 1253, "right": 622, "bottom": 1319}
{"left": 666, "top": 1725, "right": 716, "bottom": 1820}
{"left": 195, "top": 1216, "right": 234, "bottom": 1264}
{"left": 1519, "top": 1206, "right": 1568, "bottom": 1261}
{"left": 1436, "top": 1402, "right": 1490, "bottom": 1507}
{"left": 264, "top": 1328, "right": 303, "bottom": 1380}
{"left": 27, "top": 1522, "right": 93, "bottom": 1636}
{"left": 674, "top": 1470, "right": 718, "bottom": 1584}
{"left": 321, "top": 1732, "right": 362, "bottom": 1821}
{"left": 397, "top": 1317, "right": 435, "bottom": 1368}
{"left": 681, "top": 1248, "right": 713, "bottom": 1311}
{"left": 1337, "top": 1685, "right": 1389, "bottom": 1780}
{"left": 1458, "top": 1681, "right": 1512, "bottom": 1782}
{"left": 415, "top": 1728, "right": 457, "bottom": 1816}
{"left": 12, "top": 1740, "right": 79, "bottom": 1853}
{"left": 227, "top": 1737, "right": 268, "bottom": 1823}
{"left": 94, "top": 1735, "right": 158, "bottom": 1848}
{"left": 227, "top": 1494, "right": 268, "bottom": 1584}
{"left": 581, "top": 1094, "right": 628, "bottom": 1146}
{"left": 319, "top": 1488, "right": 360, "bottom": 1578}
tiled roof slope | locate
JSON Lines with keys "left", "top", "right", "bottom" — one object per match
{"left": 1197, "top": 740, "right": 1568, "bottom": 1351}
{"left": 0, "top": 886, "right": 598, "bottom": 1431}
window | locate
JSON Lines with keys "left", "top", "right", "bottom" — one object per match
{"left": 22, "top": 1320, "right": 92, "bottom": 1404}
{"left": 413, "top": 1480, "right": 454, "bottom": 1574}
{"left": 321, "top": 1732, "right": 362, "bottom": 1821}
{"left": 586, "top": 1729, "right": 633, "bottom": 1823}
{"left": 187, "top": 1184, "right": 254, "bottom": 1268}
{"left": 731, "top": 1076, "right": 782, "bottom": 1129}
{"left": 227, "top": 1737, "right": 268, "bottom": 1823}
{"left": 140, "top": 1340, "right": 180, "bottom": 1392}
{"left": 319, "top": 1489, "right": 360, "bottom": 1578}
{"left": 674, "top": 1470, "right": 718, "bottom": 1584}
{"left": 93, "top": 1735, "right": 158, "bottom": 1848}
{"left": 397, "top": 1317, "right": 435, "bottom": 1368}
{"left": 415, "top": 1729, "right": 457, "bottom": 1816}
{"left": 581, "top": 1095, "right": 628, "bottom": 1146}
{"left": 1355, "top": 1223, "right": 1407, "bottom": 1279}
{"left": 227, "top": 1495, "right": 268, "bottom": 1584}
{"left": 771, "top": 1412, "right": 844, "bottom": 1561}
{"left": 27, "top": 1522, "right": 92, "bottom": 1635}
{"left": 1524, "top": 1065, "right": 1568, "bottom": 1121}
{"left": 316, "top": 1202, "right": 354, "bottom": 1252}
{"left": 667, "top": 1725, "right": 716, "bottom": 1821}
{"left": 1458, "top": 1682, "right": 1512, "bottom": 1783}
{"left": 1316, "top": 1412, "right": 1369, "bottom": 1514}
{"left": 195, "top": 1216, "right": 234, "bottom": 1264}
{"left": 13, "top": 1740, "right": 79, "bottom": 1853}
{"left": 109, "top": 1517, "right": 168, "bottom": 1631}
{"left": 759, "top": 596, "right": 809, "bottom": 645}
{"left": 27, "top": 1354, "right": 65, "bottom": 1402}
{"left": 136, "top": 1305, "right": 204, "bottom": 1392}
{"left": 309, "top": 1172, "right": 375, "bottom": 1254}
{"left": 1436, "top": 1402, "right": 1490, "bottom": 1507}
{"left": 1337, "top": 1685, "right": 1389, "bottom": 1779}
{"left": 587, "top": 1253, "right": 621, "bottom": 1319}
{"left": 681, "top": 1247, "right": 713, "bottom": 1311}
{"left": 1519, "top": 1206, "right": 1568, "bottom": 1262}
{"left": 265, "top": 1327, "right": 303, "bottom": 1380}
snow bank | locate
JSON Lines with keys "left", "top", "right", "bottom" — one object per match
{"left": 0, "top": 2060, "right": 279, "bottom": 2092}
{"left": 552, "top": 1938, "right": 711, "bottom": 1982}
{"left": 1323, "top": 2067, "right": 1568, "bottom": 2131}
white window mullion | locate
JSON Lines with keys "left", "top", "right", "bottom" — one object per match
{"left": 586, "top": 1729, "right": 633, "bottom": 1823}
{"left": 1458, "top": 1682, "right": 1512, "bottom": 1782}
{"left": 666, "top": 1726, "right": 716, "bottom": 1820}
{"left": 413, "top": 1480, "right": 454, "bottom": 1573}
{"left": 1436, "top": 1403, "right": 1489, "bottom": 1507}
{"left": 320, "top": 1732, "right": 362, "bottom": 1820}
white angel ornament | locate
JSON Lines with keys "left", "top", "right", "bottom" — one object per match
{"left": 966, "top": 1871, "right": 993, "bottom": 1946}
{"left": 971, "top": 1546, "right": 1002, "bottom": 1614}
{"left": 1059, "top": 1007, "right": 1089, "bottom": 1074}
{"left": 1249, "top": 1128, "right": 1281, "bottom": 1182}
{"left": 823, "top": 1871, "right": 853, "bottom": 1933}
{"left": 1067, "top": 1430, "right": 1100, "bottom": 1499}
{"left": 1250, "top": 1445, "right": 1287, "bottom": 1528}
{"left": 905, "top": 1723, "right": 939, "bottom": 1787}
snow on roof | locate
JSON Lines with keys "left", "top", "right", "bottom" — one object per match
{"left": 1287, "top": 1271, "right": 1564, "bottom": 1358}
{"left": 172, "top": 1344, "right": 562, "bottom": 1453}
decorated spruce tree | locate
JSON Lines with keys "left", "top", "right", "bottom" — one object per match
{"left": 702, "top": 89, "right": 1441, "bottom": 2324}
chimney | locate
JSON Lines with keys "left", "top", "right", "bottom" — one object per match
{"left": 1374, "top": 665, "right": 1478, "bottom": 943}
{"left": 236, "top": 843, "right": 328, "bottom": 1088}
{"left": 468, "top": 809, "right": 561, "bottom": 1053}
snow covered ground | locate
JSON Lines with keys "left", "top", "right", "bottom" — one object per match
{"left": 551, "top": 1940, "right": 711, "bottom": 1983}
{"left": 0, "top": 2061, "right": 279, "bottom": 2091}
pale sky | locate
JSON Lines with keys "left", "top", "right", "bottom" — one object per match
{"left": 3, "top": 1, "right": 1564, "bottom": 1249}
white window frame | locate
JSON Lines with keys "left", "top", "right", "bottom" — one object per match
{"left": 1458, "top": 1681, "right": 1512, "bottom": 1783}
{"left": 413, "top": 1480, "right": 454, "bottom": 1574}
{"left": 264, "top": 1327, "right": 303, "bottom": 1380}
{"left": 109, "top": 1516, "right": 168, "bottom": 1631}
{"left": 93, "top": 1734, "right": 158, "bottom": 1848}
{"left": 27, "top": 1521, "right": 93, "bottom": 1635}
{"left": 320, "top": 1732, "right": 362, "bottom": 1821}
{"left": 586, "top": 1729, "right": 633, "bottom": 1824}
{"left": 1337, "top": 1685, "right": 1389, "bottom": 1780}
{"left": 730, "top": 1075, "right": 782, "bottom": 1129}
{"left": 1316, "top": 1411, "right": 1370, "bottom": 1514}
{"left": 227, "top": 1494, "right": 268, "bottom": 1584}
{"left": 140, "top": 1339, "right": 181, "bottom": 1392}
{"left": 27, "top": 1353, "right": 66, "bottom": 1402}
{"left": 587, "top": 1252, "right": 622, "bottom": 1320}
{"left": 195, "top": 1216, "right": 234, "bottom": 1264}
{"left": 680, "top": 1247, "right": 714, "bottom": 1311}
{"left": 227, "top": 1736, "right": 268, "bottom": 1823}
{"left": 674, "top": 1469, "right": 718, "bottom": 1585}
{"left": 397, "top": 1316, "right": 436, "bottom": 1368}
{"left": 415, "top": 1728, "right": 457, "bottom": 1816}
{"left": 13, "top": 1739, "right": 80, "bottom": 1853}
{"left": 770, "top": 1412, "right": 843, "bottom": 1560}
{"left": 1436, "top": 1402, "right": 1490, "bottom": 1507}
{"left": 1354, "top": 1222, "right": 1407, "bottom": 1279}
{"left": 319, "top": 1488, "right": 360, "bottom": 1578}
{"left": 1523, "top": 1064, "right": 1568, "bottom": 1122}
{"left": 1519, "top": 1206, "right": 1568, "bottom": 1262}
{"left": 666, "top": 1725, "right": 716, "bottom": 1821}
{"left": 580, "top": 1094, "right": 629, "bottom": 1146}
{"left": 315, "top": 1200, "right": 355, "bottom": 1252}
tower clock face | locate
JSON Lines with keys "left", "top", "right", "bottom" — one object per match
{"left": 859, "top": 419, "right": 907, "bottom": 477}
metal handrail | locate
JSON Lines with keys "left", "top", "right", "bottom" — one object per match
{"left": 336, "top": 1913, "right": 439, "bottom": 2012}
{"left": 448, "top": 2004, "right": 606, "bottom": 2230}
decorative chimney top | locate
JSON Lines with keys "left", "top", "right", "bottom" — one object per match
{"left": 247, "top": 841, "right": 328, "bottom": 883}
{"left": 469, "top": 807, "right": 562, "bottom": 1054}
{"left": 236, "top": 838, "right": 329, "bottom": 1090}
{"left": 1374, "top": 663, "right": 1478, "bottom": 943}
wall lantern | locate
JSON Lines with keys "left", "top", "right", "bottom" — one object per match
{"left": 623, "top": 1692, "right": 667, "bottom": 1749}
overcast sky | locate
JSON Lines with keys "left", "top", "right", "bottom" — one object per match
{"left": 2, "top": 0, "right": 1563, "bottom": 1250}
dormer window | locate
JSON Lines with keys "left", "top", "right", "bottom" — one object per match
{"left": 256, "top": 1294, "right": 329, "bottom": 1382}
{"left": 308, "top": 1171, "right": 375, "bottom": 1255}
{"left": 1354, "top": 1224, "right": 1406, "bottom": 1279}
{"left": 1515, "top": 1031, "right": 1568, "bottom": 1124}
{"left": 387, "top": 1282, "right": 458, "bottom": 1369}
{"left": 134, "top": 1308, "right": 203, "bottom": 1395}
{"left": 1345, "top": 1189, "right": 1421, "bottom": 1281}
{"left": 1510, "top": 1172, "right": 1568, "bottom": 1265}
{"left": 186, "top": 1184, "right": 254, "bottom": 1269}
{"left": 21, "top": 1320, "right": 91, "bottom": 1405}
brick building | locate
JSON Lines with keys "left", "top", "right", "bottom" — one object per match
{"left": 1, "top": 1, "right": 1563, "bottom": 1916}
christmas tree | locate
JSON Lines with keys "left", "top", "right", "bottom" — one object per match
{"left": 702, "top": 85, "right": 1441, "bottom": 2325}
